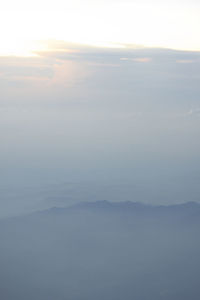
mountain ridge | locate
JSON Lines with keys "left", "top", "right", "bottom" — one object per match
{"left": 35, "top": 200, "right": 200, "bottom": 217}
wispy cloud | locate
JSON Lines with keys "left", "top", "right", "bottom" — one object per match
{"left": 120, "top": 57, "right": 152, "bottom": 63}
{"left": 186, "top": 108, "right": 200, "bottom": 116}
{"left": 176, "top": 59, "right": 195, "bottom": 64}
{"left": 1, "top": 41, "right": 200, "bottom": 106}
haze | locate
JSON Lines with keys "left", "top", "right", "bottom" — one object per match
{"left": 0, "top": 2, "right": 200, "bottom": 299}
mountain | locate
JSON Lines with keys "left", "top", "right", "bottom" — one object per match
{"left": 0, "top": 201, "right": 200, "bottom": 300}
{"left": 34, "top": 200, "right": 200, "bottom": 225}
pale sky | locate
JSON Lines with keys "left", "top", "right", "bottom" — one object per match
{"left": 1, "top": 0, "right": 200, "bottom": 216}
{"left": 0, "top": 0, "right": 200, "bottom": 56}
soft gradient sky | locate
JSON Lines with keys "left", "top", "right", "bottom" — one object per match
{"left": 0, "top": 0, "right": 200, "bottom": 55}
{"left": 0, "top": 1, "right": 200, "bottom": 217}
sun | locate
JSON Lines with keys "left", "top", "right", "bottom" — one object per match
{"left": 0, "top": 38, "right": 42, "bottom": 57}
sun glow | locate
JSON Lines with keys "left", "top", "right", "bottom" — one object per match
{"left": 0, "top": 1, "right": 200, "bottom": 56}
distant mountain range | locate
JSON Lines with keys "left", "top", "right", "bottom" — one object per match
{"left": 1, "top": 200, "right": 200, "bottom": 300}
{"left": 41, "top": 199, "right": 200, "bottom": 212}
{"left": 34, "top": 200, "right": 200, "bottom": 224}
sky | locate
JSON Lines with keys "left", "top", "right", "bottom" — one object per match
{"left": 1, "top": 0, "right": 200, "bottom": 55}
{"left": 0, "top": 1, "right": 200, "bottom": 217}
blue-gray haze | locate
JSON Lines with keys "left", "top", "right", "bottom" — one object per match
{"left": 0, "top": 44, "right": 200, "bottom": 299}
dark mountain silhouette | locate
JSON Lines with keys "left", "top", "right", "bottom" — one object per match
{"left": 34, "top": 200, "right": 200, "bottom": 225}
{"left": 1, "top": 201, "right": 200, "bottom": 300}
{"left": 38, "top": 199, "right": 200, "bottom": 212}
